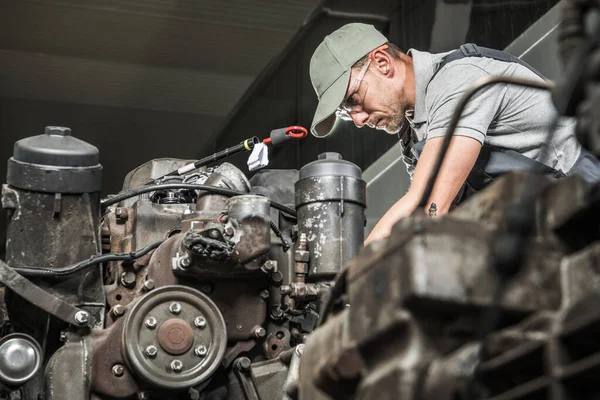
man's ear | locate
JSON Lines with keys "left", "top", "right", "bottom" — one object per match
{"left": 372, "top": 49, "right": 393, "bottom": 77}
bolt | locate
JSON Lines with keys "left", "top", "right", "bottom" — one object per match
{"left": 120, "top": 271, "right": 136, "bottom": 288}
{"left": 145, "top": 345, "right": 158, "bottom": 358}
{"left": 194, "top": 317, "right": 207, "bottom": 329}
{"left": 209, "top": 229, "right": 220, "bottom": 239}
{"left": 170, "top": 359, "right": 184, "bottom": 373}
{"left": 112, "top": 305, "right": 125, "bottom": 317}
{"left": 115, "top": 208, "right": 128, "bottom": 222}
{"left": 112, "top": 364, "right": 124, "bottom": 377}
{"left": 178, "top": 256, "right": 191, "bottom": 269}
{"left": 235, "top": 357, "right": 252, "bottom": 371}
{"left": 236, "top": 324, "right": 243, "bottom": 332}
{"left": 195, "top": 345, "right": 208, "bottom": 357}
{"left": 138, "top": 392, "right": 150, "bottom": 400}
{"left": 145, "top": 317, "right": 157, "bottom": 329}
{"left": 259, "top": 290, "right": 270, "bottom": 300}
{"left": 224, "top": 226, "right": 234, "bottom": 236}
{"left": 262, "top": 260, "right": 277, "bottom": 272}
{"left": 270, "top": 271, "right": 283, "bottom": 285}
{"left": 143, "top": 280, "right": 155, "bottom": 291}
{"left": 254, "top": 327, "right": 266, "bottom": 338}
{"left": 169, "top": 302, "right": 182, "bottom": 314}
{"left": 59, "top": 331, "right": 68, "bottom": 342}
{"left": 74, "top": 310, "right": 89, "bottom": 326}
{"left": 271, "top": 308, "right": 284, "bottom": 319}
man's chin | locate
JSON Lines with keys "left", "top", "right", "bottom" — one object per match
{"left": 377, "top": 124, "right": 401, "bottom": 135}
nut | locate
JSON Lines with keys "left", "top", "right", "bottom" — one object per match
{"left": 224, "top": 226, "right": 234, "bottom": 236}
{"left": 262, "top": 260, "right": 277, "bottom": 272}
{"left": 254, "top": 327, "right": 266, "bottom": 338}
{"left": 112, "top": 364, "right": 124, "bottom": 377}
{"left": 270, "top": 271, "right": 283, "bottom": 285}
{"left": 120, "top": 271, "right": 137, "bottom": 288}
{"left": 145, "top": 345, "right": 158, "bottom": 358}
{"left": 271, "top": 308, "right": 284, "bottom": 319}
{"left": 74, "top": 310, "right": 89, "bottom": 326}
{"left": 112, "top": 305, "right": 125, "bottom": 317}
{"left": 169, "top": 302, "right": 182, "bottom": 314}
{"left": 178, "top": 256, "right": 191, "bottom": 269}
{"left": 145, "top": 317, "right": 157, "bottom": 329}
{"left": 259, "top": 290, "right": 270, "bottom": 300}
{"left": 279, "top": 285, "right": 292, "bottom": 296}
{"left": 195, "top": 345, "right": 208, "bottom": 357}
{"left": 170, "top": 359, "right": 183, "bottom": 372}
{"left": 143, "top": 280, "right": 155, "bottom": 291}
{"left": 115, "top": 208, "right": 128, "bottom": 222}
{"left": 294, "top": 249, "right": 310, "bottom": 263}
{"left": 194, "top": 317, "right": 207, "bottom": 329}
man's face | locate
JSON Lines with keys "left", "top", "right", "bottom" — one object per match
{"left": 340, "top": 53, "right": 413, "bottom": 135}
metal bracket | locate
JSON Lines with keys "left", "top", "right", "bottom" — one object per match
{"left": 0, "top": 258, "right": 90, "bottom": 327}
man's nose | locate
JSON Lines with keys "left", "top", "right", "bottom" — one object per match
{"left": 351, "top": 110, "right": 369, "bottom": 128}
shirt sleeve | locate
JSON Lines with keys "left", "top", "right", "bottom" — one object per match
{"left": 426, "top": 63, "right": 508, "bottom": 144}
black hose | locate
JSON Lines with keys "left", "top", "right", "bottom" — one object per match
{"left": 415, "top": 76, "right": 554, "bottom": 210}
{"left": 13, "top": 240, "right": 165, "bottom": 277}
{"left": 101, "top": 183, "right": 297, "bottom": 218}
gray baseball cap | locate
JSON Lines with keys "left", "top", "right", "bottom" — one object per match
{"left": 309, "top": 23, "right": 388, "bottom": 138}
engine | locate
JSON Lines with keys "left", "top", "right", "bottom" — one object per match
{"left": 0, "top": 127, "right": 367, "bottom": 399}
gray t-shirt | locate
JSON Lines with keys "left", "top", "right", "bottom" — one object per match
{"left": 406, "top": 48, "right": 581, "bottom": 176}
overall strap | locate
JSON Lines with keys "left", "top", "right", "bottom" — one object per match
{"left": 432, "top": 43, "right": 546, "bottom": 80}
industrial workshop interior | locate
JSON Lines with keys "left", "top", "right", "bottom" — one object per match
{"left": 3, "top": 0, "right": 600, "bottom": 399}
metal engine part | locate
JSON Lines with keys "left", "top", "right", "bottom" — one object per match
{"left": 295, "top": 152, "right": 366, "bottom": 281}
{"left": 122, "top": 285, "right": 227, "bottom": 390}
{"left": 0, "top": 333, "right": 43, "bottom": 387}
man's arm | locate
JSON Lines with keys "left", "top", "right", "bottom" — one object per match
{"left": 365, "top": 135, "right": 482, "bottom": 244}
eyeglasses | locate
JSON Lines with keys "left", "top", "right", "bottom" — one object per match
{"left": 335, "top": 59, "right": 371, "bottom": 121}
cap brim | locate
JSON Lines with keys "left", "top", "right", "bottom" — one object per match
{"left": 310, "top": 69, "right": 351, "bottom": 138}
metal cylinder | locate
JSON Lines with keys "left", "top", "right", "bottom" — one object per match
{"left": 3, "top": 126, "right": 103, "bottom": 269}
{"left": 295, "top": 153, "right": 366, "bottom": 281}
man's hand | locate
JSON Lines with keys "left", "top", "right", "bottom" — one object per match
{"left": 365, "top": 135, "right": 482, "bottom": 245}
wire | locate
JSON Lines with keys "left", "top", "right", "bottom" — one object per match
{"left": 415, "top": 76, "right": 554, "bottom": 211}
{"left": 13, "top": 240, "right": 165, "bottom": 277}
{"left": 101, "top": 183, "right": 297, "bottom": 218}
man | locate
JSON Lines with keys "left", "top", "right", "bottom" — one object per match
{"left": 309, "top": 23, "right": 599, "bottom": 244}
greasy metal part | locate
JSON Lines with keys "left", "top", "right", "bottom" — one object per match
{"left": 45, "top": 336, "right": 92, "bottom": 400}
{"left": 122, "top": 285, "right": 227, "bottom": 390}
{"left": 233, "top": 357, "right": 262, "bottom": 400}
{"left": 196, "top": 163, "right": 251, "bottom": 212}
{"left": 295, "top": 153, "right": 366, "bottom": 281}
{"left": 91, "top": 317, "right": 140, "bottom": 398}
{"left": 226, "top": 195, "right": 272, "bottom": 267}
{"left": 0, "top": 333, "right": 43, "bottom": 386}
{"left": 283, "top": 345, "right": 304, "bottom": 400}
{"left": 0, "top": 258, "right": 90, "bottom": 327}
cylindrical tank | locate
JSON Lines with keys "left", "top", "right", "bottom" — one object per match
{"left": 295, "top": 153, "right": 366, "bottom": 281}
{"left": 3, "top": 126, "right": 103, "bottom": 269}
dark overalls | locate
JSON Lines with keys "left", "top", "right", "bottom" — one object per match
{"left": 400, "top": 44, "right": 600, "bottom": 204}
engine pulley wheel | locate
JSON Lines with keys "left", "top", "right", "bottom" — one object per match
{"left": 122, "top": 285, "right": 227, "bottom": 390}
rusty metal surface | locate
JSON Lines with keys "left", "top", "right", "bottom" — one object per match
{"left": 122, "top": 285, "right": 227, "bottom": 390}
{"left": 157, "top": 318, "right": 195, "bottom": 355}
{"left": 91, "top": 318, "right": 140, "bottom": 398}
{"left": 45, "top": 337, "right": 93, "bottom": 400}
